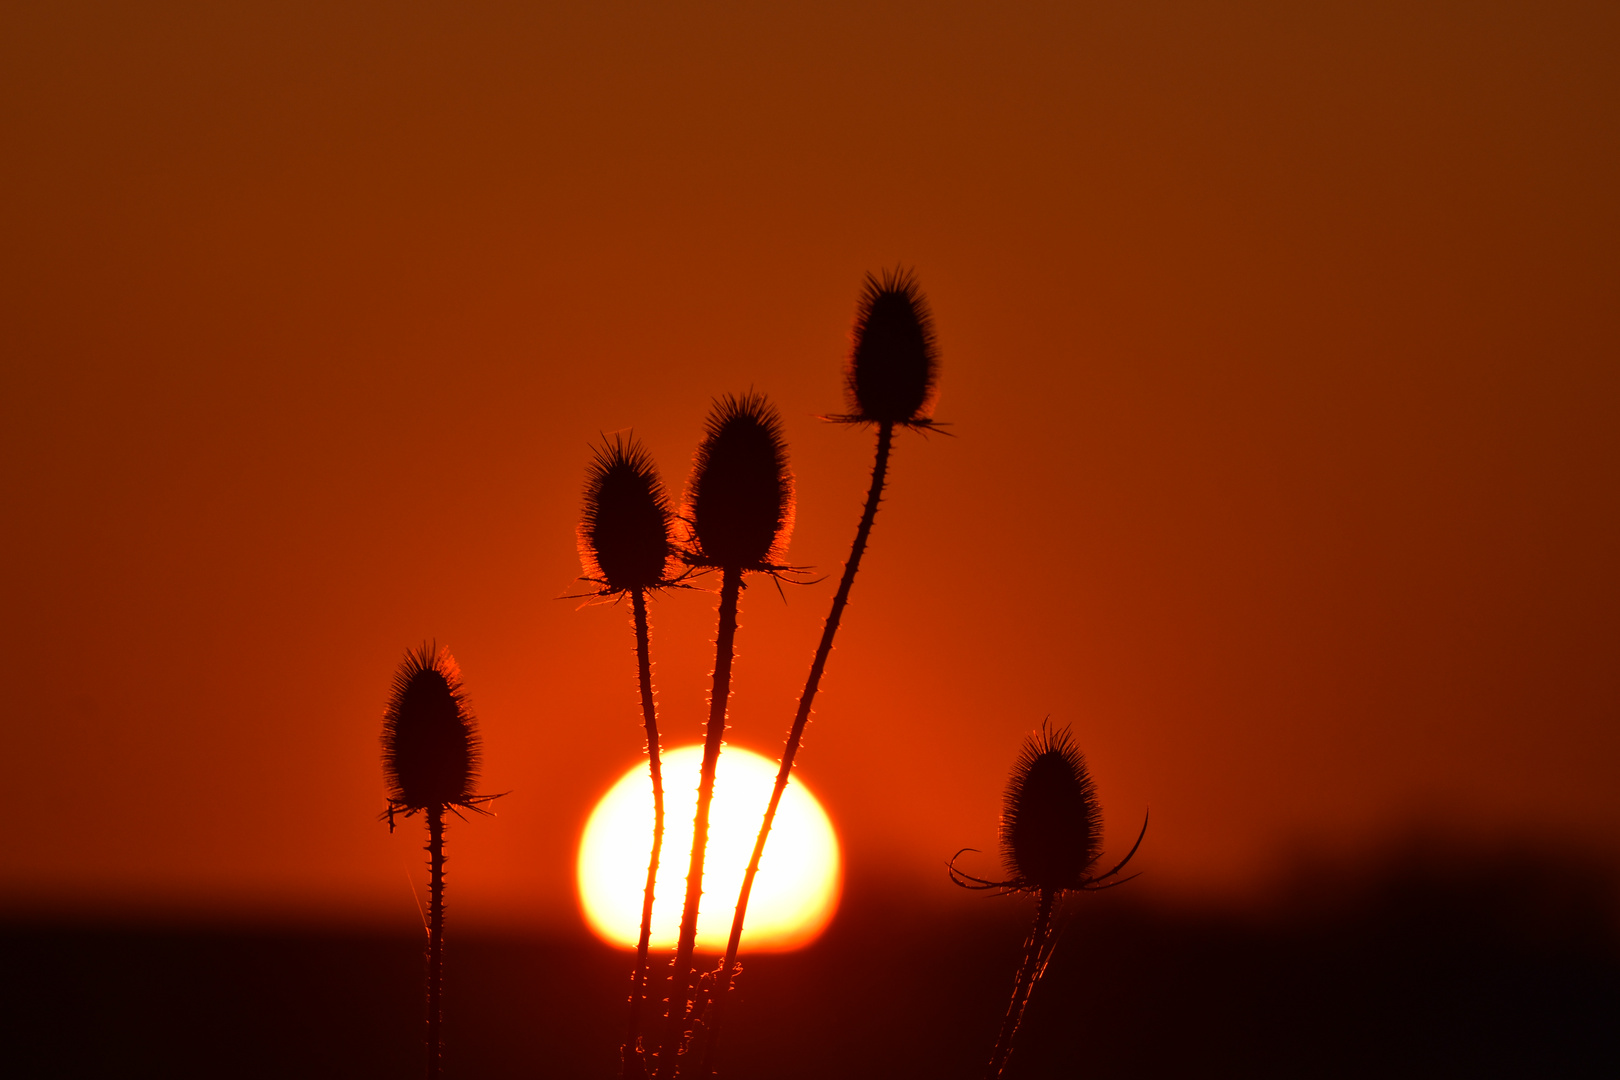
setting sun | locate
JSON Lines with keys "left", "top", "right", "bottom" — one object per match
{"left": 577, "top": 745, "right": 841, "bottom": 952}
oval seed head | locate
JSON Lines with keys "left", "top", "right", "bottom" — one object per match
{"left": 684, "top": 392, "right": 794, "bottom": 570}
{"left": 578, "top": 434, "right": 677, "bottom": 593}
{"left": 846, "top": 268, "right": 939, "bottom": 426}
{"left": 1000, "top": 726, "right": 1103, "bottom": 891}
{"left": 381, "top": 644, "right": 481, "bottom": 812}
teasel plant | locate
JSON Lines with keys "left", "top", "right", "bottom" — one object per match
{"left": 654, "top": 392, "right": 796, "bottom": 1079}
{"left": 575, "top": 433, "right": 688, "bottom": 1078}
{"left": 380, "top": 643, "right": 501, "bottom": 1080}
{"left": 699, "top": 269, "right": 941, "bottom": 1074}
{"left": 949, "top": 724, "right": 1148, "bottom": 1080}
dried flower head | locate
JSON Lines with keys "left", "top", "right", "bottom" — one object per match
{"left": 683, "top": 392, "right": 795, "bottom": 571}
{"left": 1001, "top": 726, "right": 1103, "bottom": 891}
{"left": 578, "top": 434, "right": 679, "bottom": 595}
{"left": 381, "top": 644, "right": 489, "bottom": 817}
{"left": 951, "top": 723, "right": 1146, "bottom": 894}
{"left": 841, "top": 268, "right": 939, "bottom": 427}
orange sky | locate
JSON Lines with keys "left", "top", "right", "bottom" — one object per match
{"left": 2, "top": 1, "right": 1616, "bottom": 932}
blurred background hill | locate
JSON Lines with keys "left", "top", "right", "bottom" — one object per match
{"left": 9, "top": 838, "right": 1616, "bottom": 1077}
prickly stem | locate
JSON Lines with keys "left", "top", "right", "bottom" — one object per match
{"left": 624, "top": 586, "right": 665, "bottom": 1077}
{"left": 426, "top": 805, "right": 446, "bottom": 1080}
{"left": 657, "top": 565, "right": 743, "bottom": 1077}
{"left": 702, "top": 421, "right": 896, "bottom": 1075}
{"left": 984, "top": 886, "right": 1055, "bottom": 1079}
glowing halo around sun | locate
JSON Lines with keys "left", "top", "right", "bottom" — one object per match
{"left": 577, "top": 744, "right": 841, "bottom": 952}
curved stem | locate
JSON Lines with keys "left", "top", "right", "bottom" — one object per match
{"left": 701, "top": 421, "right": 895, "bottom": 1076}
{"left": 623, "top": 587, "right": 665, "bottom": 1078}
{"left": 984, "top": 888, "right": 1055, "bottom": 1080}
{"left": 657, "top": 565, "right": 743, "bottom": 1078}
{"left": 426, "top": 805, "right": 446, "bottom": 1080}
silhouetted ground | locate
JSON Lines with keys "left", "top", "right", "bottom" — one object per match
{"left": 6, "top": 839, "right": 1617, "bottom": 1078}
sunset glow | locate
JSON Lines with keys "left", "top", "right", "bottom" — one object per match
{"left": 577, "top": 745, "right": 841, "bottom": 952}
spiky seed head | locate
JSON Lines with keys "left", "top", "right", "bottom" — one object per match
{"left": 578, "top": 434, "right": 677, "bottom": 593}
{"left": 846, "top": 268, "right": 939, "bottom": 426}
{"left": 1000, "top": 726, "right": 1103, "bottom": 891}
{"left": 683, "top": 392, "right": 794, "bottom": 570}
{"left": 381, "top": 644, "right": 481, "bottom": 812}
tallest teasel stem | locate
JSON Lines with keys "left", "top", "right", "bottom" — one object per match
{"left": 702, "top": 270, "right": 939, "bottom": 1075}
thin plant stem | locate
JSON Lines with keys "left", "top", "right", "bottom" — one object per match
{"left": 624, "top": 586, "right": 665, "bottom": 1077}
{"left": 985, "top": 887, "right": 1056, "bottom": 1080}
{"left": 700, "top": 421, "right": 895, "bottom": 1075}
{"left": 426, "top": 804, "right": 446, "bottom": 1080}
{"left": 657, "top": 565, "right": 743, "bottom": 1078}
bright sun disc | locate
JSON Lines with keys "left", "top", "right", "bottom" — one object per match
{"left": 577, "top": 744, "right": 841, "bottom": 952}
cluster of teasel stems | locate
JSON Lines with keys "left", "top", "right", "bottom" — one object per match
{"left": 375, "top": 272, "right": 1145, "bottom": 1079}
{"left": 575, "top": 269, "right": 941, "bottom": 1077}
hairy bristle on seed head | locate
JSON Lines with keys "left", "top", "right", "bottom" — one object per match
{"left": 684, "top": 392, "right": 794, "bottom": 570}
{"left": 1000, "top": 725, "right": 1103, "bottom": 891}
{"left": 381, "top": 644, "right": 481, "bottom": 811}
{"left": 578, "top": 434, "right": 676, "bottom": 593}
{"left": 846, "top": 267, "right": 938, "bottom": 426}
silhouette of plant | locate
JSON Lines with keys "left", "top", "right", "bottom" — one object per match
{"left": 839, "top": 266, "right": 941, "bottom": 430}
{"left": 381, "top": 643, "right": 499, "bottom": 1080}
{"left": 700, "top": 269, "right": 941, "bottom": 1073}
{"left": 654, "top": 392, "right": 795, "bottom": 1078}
{"left": 950, "top": 724, "right": 1147, "bottom": 1079}
{"left": 576, "top": 433, "right": 685, "bottom": 1078}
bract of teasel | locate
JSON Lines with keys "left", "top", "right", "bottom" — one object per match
{"left": 577, "top": 433, "right": 681, "bottom": 596}
{"left": 682, "top": 392, "right": 795, "bottom": 572}
{"left": 839, "top": 267, "right": 940, "bottom": 428}
{"left": 381, "top": 643, "right": 495, "bottom": 819}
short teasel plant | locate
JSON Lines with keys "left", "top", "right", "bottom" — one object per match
{"left": 576, "top": 433, "right": 686, "bottom": 1078}
{"left": 655, "top": 392, "right": 795, "bottom": 1079}
{"left": 381, "top": 643, "right": 500, "bottom": 1080}
{"left": 950, "top": 724, "right": 1147, "bottom": 1080}
{"left": 702, "top": 269, "right": 944, "bottom": 1073}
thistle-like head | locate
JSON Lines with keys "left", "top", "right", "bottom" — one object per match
{"left": 1000, "top": 725, "right": 1103, "bottom": 892}
{"left": 381, "top": 644, "right": 483, "bottom": 815}
{"left": 682, "top": 392, "right": 794, "bottom": 572}
{"left": 841, "top": 268, "right": 939, "bottom": 427}
{"left": 950, "top": 724, "right": 1146, "bottom": 895}
{"left": 578, "top": 433, "right": 679, "bottom": 595}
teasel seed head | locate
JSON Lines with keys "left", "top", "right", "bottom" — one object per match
{"left": 841, "top": 267, "right": 939, "bottom": 427}
{"left": 578, "top": 433, "right": 679, "bottom": 595}
{"left": 381, "top": 644, "right": 483, "bottom": 814}
{"left": 682, "top": 392, "right": 795, "bottom": 572}
{"left": 951, "top": 724, "right": 1145, "bottom": 895}
{"left": 1000, "top": 725, "right": 1103, "bottom": 892}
